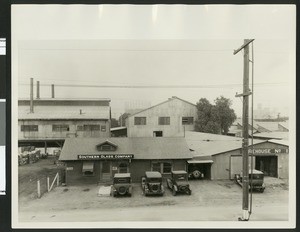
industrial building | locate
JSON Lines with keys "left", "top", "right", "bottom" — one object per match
{"left": 59, "top": 137, "right": 192, "bottom": 184}
{"left": 126, "top": 96, "right": 197, "bottom": 137}
{"left": 184, "top": 131, "right": 289, "bottom": 180}
{"left": 18, "top": 98, "right": 111, "bottom": 152}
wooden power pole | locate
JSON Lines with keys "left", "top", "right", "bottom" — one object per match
{"left": 234, "top": 39, "right": 254, "bottom": 221}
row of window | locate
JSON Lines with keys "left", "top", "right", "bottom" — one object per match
{"left": 20, "top": 124, "right": 107, "bottom": 132}
{"left": 82, "top": 161, "right": 173, "bottom": 176}
{"left": 134, "top": 116, "right": 194, "bottom": 126}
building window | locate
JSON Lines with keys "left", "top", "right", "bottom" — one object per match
{"left": 152, "top": 162, "right": 161, "bottom": 172}
{"left": 101, "top": 125, "right": 106, "bottom": 132}
{"left": 21, "top": 125, "right": 38, "bottom": 132}
{"left": 77, "top": 125, "right": 100, "bottom": 131}
{"left": 82, "top": 161, "right": 94, "bottom": 176}
{"left": 182, "top": 117, "right": 194, "bottom": 125}
{"left": 52, "top": 124, "right": 70, "bottom": 132}
{"left": 119, "top": 163, "right": 128, "bottom": 173}
{"left": 134, "top": 117, "right": 146, "bottom": 125}
{"left": 158, "top": 117, "right": 170, "bottom": 125}
{"left": 151, "top": 162, "right": 172, "bottom": 173}
{"left": 153, "top": 131, "right": 163, "bottom": 137}
{"left": 163, "top": 162, "right": 172, "bottom": 174}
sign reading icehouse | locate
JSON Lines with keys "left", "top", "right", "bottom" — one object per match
{"left": 78, "top": 154, "right": 134, "bottom": 159}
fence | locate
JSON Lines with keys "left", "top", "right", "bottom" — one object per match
{"left": 36, "top": 170, "right": 65, "bottom": 198}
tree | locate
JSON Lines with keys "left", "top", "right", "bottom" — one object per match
{"left": 214, "top": 96, "right": 237, "bottom": 134}
{"left": 195, "top": 96, "right": 236, "bottom": 135}
{"left": 119, "top": 113, "right": 130, "bottom": 127}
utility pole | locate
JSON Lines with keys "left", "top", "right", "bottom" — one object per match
{"left": 234, "top": 39, "right": 254, "bottom": 221}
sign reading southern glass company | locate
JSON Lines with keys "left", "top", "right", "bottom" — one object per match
{"left": 78, "top": 154, "right": 134, "bottom": 159}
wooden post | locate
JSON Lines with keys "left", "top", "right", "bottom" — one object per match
{"left": 47, "top": 177, "right": 50, "bottom": 192}
{"left": 57, "top": 173, "right": 59, "bottom": 186}
{"left": 37, "top": 180, "right": 41, "bottom": 198}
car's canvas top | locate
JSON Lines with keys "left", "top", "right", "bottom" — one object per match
{"left": 145, "top": 171, "right": 162, "bottom": 178}
{"left": 114, "top": 173, "right": 131, "bottom": 178}
{"left": 172, "top": 170, "right": 187, "bottom": 175}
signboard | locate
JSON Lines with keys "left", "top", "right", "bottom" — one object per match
{"left": 248, "top": 148, "right": 289, "bottom": 154}
{"left": 78, "top": 154, "right": 134, "bottom": 160}
{"left": 66, "top": 167, "right": 73, "bottom": 171}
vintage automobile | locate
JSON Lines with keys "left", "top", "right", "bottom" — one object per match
{"left": 188, "top": 164, "right": 205, "bottom": 180}
{"left": 235, "top": 169, "right": 265, "bottom": 193}
{"left": 167, "top": 170, "right": 192, "bottom": 196}
{"left": 111, "top": 173, "right": 132, "bottom": 197}
{"left": 141, "top": 171, "right": 165, "bottom": 196}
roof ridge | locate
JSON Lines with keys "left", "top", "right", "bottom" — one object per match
{"left": 128, "top": 96, "right": 195, "bottom": 118}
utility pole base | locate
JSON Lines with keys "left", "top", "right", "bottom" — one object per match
{"left": 238, "top": 210, "right": 250, "bottom": 221}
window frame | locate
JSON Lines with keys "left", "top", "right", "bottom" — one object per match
{"left": 52, "top": 124, "right": 70, "bottom": 132}
{"left": 21, "top": 125, "right": 39, "bottom": 132}
{"left": 158, "top": 117, "right": 170, "bottom": 125}
{"left": 182, "top": 117, "right": 194, "bottom": 125}
{"left": 82, "top": 161, "right": 95, "bottom": 177}
{"left": 134, "top": 117, "right": 147, "bottom": 125}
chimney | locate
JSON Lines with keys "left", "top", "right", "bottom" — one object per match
{"left": 51, "top": 84, "right": 55, "bottom": 98}
{"left": 30, "top": 78, "right": 34, "bottom": 113}
{"left": 36, "top": 81, "right": 40, "bottom": 99}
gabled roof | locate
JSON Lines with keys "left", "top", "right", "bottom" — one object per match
{"left": 96, "top": 140, "right": 118, "bottom": 148}
{"left": 59, "top": 137, "right": 192, "bottom": 161}
{"left": 128, "top": 96, "right": 196, "bottom": 118}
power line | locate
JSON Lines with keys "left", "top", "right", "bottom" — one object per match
{"left": 18, "top": 82, "right": 288, "bottom": 89}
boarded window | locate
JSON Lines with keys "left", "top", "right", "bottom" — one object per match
{"left": 52, "top": 124, "right": 69, "bottom": 132}
{"left": 21, "top": 125, "right": 38, "bottom": 132}
{"left": 158, "top": 117, "right": 170, "bottom": 125}
{"left": 82, "top": 162, "right": 94, "bottom": 176}
{"left": 134, "top": 117, "right": 146, "bottom": 125}
{"left": 182, "top": 117, "right": 194, "bottom": 125}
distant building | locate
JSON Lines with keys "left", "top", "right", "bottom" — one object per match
{"left": 18, "top": 98, "right": 111, "bottom": 149}
{"left": 125, "top": 96, "right": 197, "bottom": 137}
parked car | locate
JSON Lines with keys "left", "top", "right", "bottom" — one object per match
{"left": 111, "top": 173, "right": 132, "bottom": 197}
{"left": 235, "top": 169, "right": 265, "bottom": 193}
{"left": 188, "top": 164, "right": 204, "bottom": 180}
{"left": 167, "top": 170, "right": 192, "bottom": 196}
{"left": 141, "top": 171, "right": 165, "bottom": 196}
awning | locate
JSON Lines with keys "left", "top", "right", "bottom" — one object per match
{"left": 187, "top": 160, "right": 214, "bottom": 164}
{"left": 82, "top": 161, "right": 94, "bottom": 172}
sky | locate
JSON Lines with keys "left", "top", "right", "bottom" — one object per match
{"left": 11, "top": 5, "right": 296, "bottom": 119}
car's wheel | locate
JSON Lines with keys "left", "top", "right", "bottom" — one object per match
{"left": 118, "top": 186, "right": 127, "bottom": 195}
{"left": 192, "top": 170, "right": 201, "bottom": 179}
{"left": 260, "top": 188, "right": 265, "bottom": 193}
{"left": 187, "top": 189, "right": 191, "bottom": 195}
{"left": 172, "top": 188, "right": 177, "bottom": 196}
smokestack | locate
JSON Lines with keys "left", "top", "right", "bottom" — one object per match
{"left": 30, "top": 78, "right": 34, "bottom": 113}
{"left": 36, "top": 81, "right": 40, "bottom": 99}
{"left": 51, "top": 84, "right": 55, "bottom": 98}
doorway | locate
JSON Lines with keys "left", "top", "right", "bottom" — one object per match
{"left": 255, "top": 156, "right": 278, "bottom": 177}
{"left": 101, "top": 161, "right": 111, "bottom": 181}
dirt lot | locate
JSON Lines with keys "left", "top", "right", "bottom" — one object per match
{"left": 18, "top": 158, "right": 289, "bottom": 222}
{"left": 18, "top": 175, "right": 289, "bottom": 222}
{"left": 18, "top": 156, "right": 65, "bottom": 204}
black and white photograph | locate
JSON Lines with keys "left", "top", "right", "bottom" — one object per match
{"left": 11, "top": 4, "right": 296, "bottom": 229}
